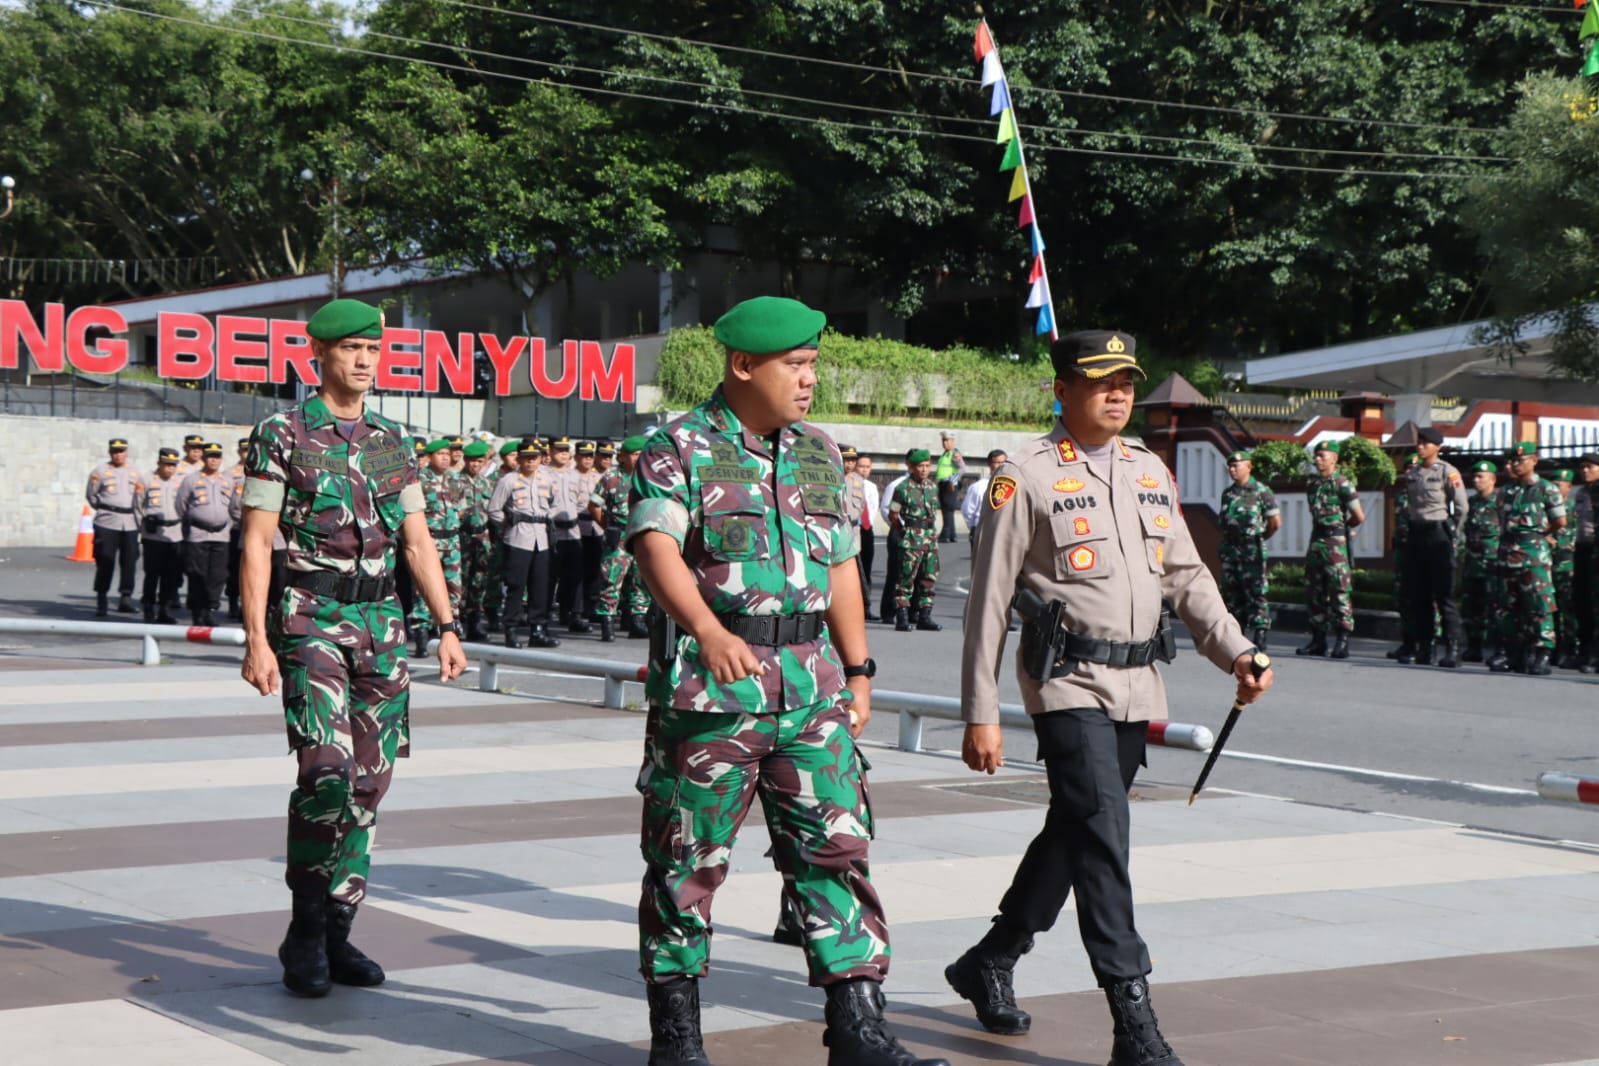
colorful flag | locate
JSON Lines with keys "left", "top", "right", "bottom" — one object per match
{"left": 980, "top": 50, "right": 1004, "bottom": 88}
{"left": 974, "top": 20, "right": 995, "bottom": 61}
{"left": 990, "top": 80, "right": 1011, "bottom": 116}
{"left": 1018, "top": 194, "right": 1035, "bottom": 228}
{"left": 1585, "top": 41, "right": 1599, "bottom": 76}
{"left": 996, "top": 109, "right": 1018, "bottom": 144}
{"left": 1584, "top": 4, "right": 1599, "bottom": 40}
{"left": 1008, "top": 168, "right": 1028, "bottom": 202}
{"left": 999, "top": 137, "right": 1023, "bottom": 171}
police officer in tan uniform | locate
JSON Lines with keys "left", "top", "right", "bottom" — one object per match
{"left": 176, "top": 442, "right": 240, "bottom": 626}
{"left": 1402, "top": 426, "right": 1470, "bottom": 667}
{"left": 139, "top": 447, "right": 185, "bottom": 623}
{"left": 175, "top": 433, "right": 206, "bottom": 477}
{"left": 86, "top": 437, "right": 147, "bottom": 616}
{"left": 947, "top": 330, "right": 1274, "bottom": 1066}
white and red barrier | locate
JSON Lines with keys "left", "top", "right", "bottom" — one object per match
{"left": 0, "top": 618, "right": 245, "bottom": 665}
{"left": 1536, "top": 772, "right": 1599, "bottom": 807}
{"left": 1146, "top": 720, "right": 1216, "bottom": 752}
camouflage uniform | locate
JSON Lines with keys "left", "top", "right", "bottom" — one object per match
{"left": 1496, "top": 476, "right": 1565, "bottom": 656}
{"left": 411, "top": 466, "right": 464, "bottom": 632}
{"left": 1217, "top": 476, "right": 1279, "bottom": 631}
{"left": 591, "top": 469, "right": 651, "bottom": 619}
{"left": 889, "top": 478, "right": 940, "bottom": 610}
{"left": 460, "top": 471, "right": 496, "bottom": 623}
{"left": 626, "top": 386, "right": 889, "bottom": 988}
{"left": 1305, "top": 471, "right": 1358, "bottom": 635}
{"left": 1459, "top": 488, "right": 1502, "bottom": 655}
{"left": 1553, "top": 514, "right": 1580, "bottom": 657}
{"left": 242, "top": 394, "right": 424, "bottom": 905}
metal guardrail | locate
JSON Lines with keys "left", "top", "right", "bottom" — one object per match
{"left": 1537, "top": 772, "right": 1599, "bottom": 807}
{"left": 0, "top": 618, "right": 246, "bottom": 665}
{"left": 443, "top": 642, "right": 1216, "bottom": 754}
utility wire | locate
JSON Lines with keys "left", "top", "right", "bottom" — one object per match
{"left": 81, "top": 1, "right": 1505, "bottom": 181}
{"left": 1409, "top": 0, "right": 1572, "bottom": 13}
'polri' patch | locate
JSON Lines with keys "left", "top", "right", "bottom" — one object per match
{"left": 989, "top": 475, "right": 1018, "bottom": 510}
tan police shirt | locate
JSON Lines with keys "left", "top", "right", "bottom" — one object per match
{"left": 139, "top": 473, "right": 185, "bottom": 544}
{"left": 86, "top": 461, "right": 147, "bottom": 532}
{"left": 1405, "top": 458, "right": 1469, "bottom": 524}
{"left": 175, "top": 470, "right": 237, "bottom": 543}
{"left": 961, "top": 423, "right": 1253, "bottom": 725}
{"left": 488, "top": 469, "right": 552, "bottom": 551}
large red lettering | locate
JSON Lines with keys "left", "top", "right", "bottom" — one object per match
{"left": 157, "top": 312, "right": 215, "bottom": 379}
{"left": 421, "top": 330, "right": 473, "bottom": 395}
{"left": 268, "top": 319, "right": 317, "bottom": 386}
{"left": 531, "top": 339, "right": 578, "bottom": 399}
{"left": 215, "top": 315, "right": 268, "bottom": 384}
{"left": 480, "top": 333, "right": 525, "bottom": 397}
{"left": 66, "top": 306, "right": 128, "bottom": 374}
{"left": 579, "top": 341, "right": 635, "bottom": 403}
{"left": 377, "top": 328, "right": 422, "bottom": 391}
{"left": 0, "top": 300, "right": 64, "bottom": 372}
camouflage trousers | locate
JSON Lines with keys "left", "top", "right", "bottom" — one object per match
{"left": 1219, "top": 545, "right": 1270, "bottom": 630}
{"left": 1499, "top": 562, "right": 1556, "bottom": 652}
{"left": 483, "top": 538, "right": 505, "bottom": 618}
{"left": 460, "top": 527, "right": 493, "bottom": 616}
{"left": 594, "top": 541, "right": 651, "bottom": 618}
{"left": 1458, "top": 558, "right": 1499, "bottom": 650}
{"left": 1304, "top": 535, "right": 1353, "bottom": 634}
{"left": 637, "top": 697, "right": 891, "bottom": 987}
{"left": 412, "top": 530, "right": 462, "bottom": 629}
{"left": 892, "top": 531, "right": 939, "bottom": 611}
{"left": 1554, "top": 551, "right": 1578, "bottom": 652}
{"left": 277, "top": 598, "right": 410, "bottom": 905}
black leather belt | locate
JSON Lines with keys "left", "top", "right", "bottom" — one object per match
{"left": 287, "top": 570, "right": 396, "bottom": 604}
{"left": 99, "top": 504, "right": 134, "bottom": 514}
{"left": 715, "top": 611, "right": 826, "bottom": 646}
{"left": 551, "top": 517, "right": 577, "bottom": 530}
{"left": 189, "top": 517, "right": 229, "bottom": 533}
{"left": 1047, "top": 621, "right": 1176, "bottom": 678}
{"left": 1310, "top": 525, "right": 1347, "bottom": 538}
{"left": 430, "top": 527, "right": 459, "bottom": 540}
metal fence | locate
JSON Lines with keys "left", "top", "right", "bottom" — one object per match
{"left": 0, "top": 370, "right": 297, "bottom": 426}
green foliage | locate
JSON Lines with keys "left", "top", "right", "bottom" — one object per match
{"left": 1268, "top": 564, "right": 1395, "bottom": 611}
{"left": 1246, "top": 440, "right": 1313, "bottom": 483}
{"left": 1334, "top": 434, "right": 1397, "bottom": 490}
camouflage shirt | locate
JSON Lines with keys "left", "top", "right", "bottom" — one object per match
{"left": 591, "top": 469, "right": 630, "bottom": 528}
{"left": 889, "top": 478, "right": 940, "bottom": 533}
{"left": 420, "top": 467, "right": 464, "bottom": 536}
{"left": 1217, "top": 477, "right": 1280, "bottom": 545}
{"left": 626, "top": 386, "right": 859, "bottom": 714}
{"left": 1462, "top": 490, "right": 1501, "bottom": 561}
{"left": 1307, "top": 472, "right": 1359, "bottom": 538}
{"left": 1497, "top": 476, "right": 1565, "bottom": 568}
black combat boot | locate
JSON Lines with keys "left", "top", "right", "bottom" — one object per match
{"left": 1558, "top": 649, "right": 1581, "bottom": 670}
{"left": 465, "top": 612, "right": 489, "bottom": 642}
{"left": 504, "top": 624, "right": 524, "bottom": 650}
{"left": 1415, "top": 642, "right": 1434, "bottom": 666}
{"left": 1528, "top": 648, "right": 1553, "bottom": 676}
{"left": 228, "top": 597, "right": 241, "bottom": 622}
{"left": 772, "top": 891, "right": 804, "bottom": 947}
{"left": 894, "top": 607, "right": 912, "bottom": 632}
{"left": 157, "top": 607, "right": 178, "bottom": 625}
{"left": 324, "top": 900, "right": 385, "bottom": 986}
{"left": 915, "top": 608, "right": 942, "bottom": 632}
{"left": 567, "top": 614, "right": 592, "bottom": 634}
{"left": 646, "top": 977, "right": 712, "bottom": 1066}
{"left": 1387, "top": 640, "right": 1413, "bottom": 661}
{"left": 1487, "top": 646, "right": 1513, "bottom": 672}
{"left": 412, "top": 626, "right": 430, "bottom": 658}
{"left": 600, "top": 618, "right": 616, "bottom": 643}
{"left": 529, "top": 624, "right": 562, "bottom": 648}
{"left": 626, "top": 613, "right": 650, "bottom": 639}
{"left": 945, "top": 918, "right": 1034, "bottom": 1035}
{"left": 1582, "top": 652, "right": 1598, "bottom": 674}
{"left": 278, "top": 892, "right": 332, "bottom": 997}
{"left": 116, "top": 593, "right": 137, "bottom": 614}
{"left": 1462, "top": 638, "right": 1484, "bottom": 663}
{"left": 1104, "top": 977, "right": 1183, "bottom": 1066}
{"left": 143, "top": 602, "right": 156, "bottom": 623}
{"left": 1437, "top": 641, "right": 1460, "bottom": 669}
{"left": 822, "top": 979, "right": 950, "bottom": 1066}
{"left": 95, "top": 592, "right": 108, "bottom": 618}
{"left": 486, "top": 607, "right": 502, "bottom": 632}
{"left": 1251, "top": 627, "right": 1268, "bottom": 652}
{"left": 1295, "top": 632, "right": 1327, "bottom": 657}
{"left": 1330, "top": 633, "right": 1350, "bottom": 660}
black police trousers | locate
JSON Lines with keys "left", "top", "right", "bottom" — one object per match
{"left": 185, "top": 541, "right": 229, "bottom": 612}
{"left": 141, "top": 539, "right": 182, "bottom": 610}
{"left": 994, "top": 707, "right": 1153, "bottom": 985}
{"left": 504, "top": 546, "right": 552, "bottom": 627}
{"left": 93, "top": 528, "right": 139, "bottom": 595}
{"left": 1404, "top": 522, "right": 1462, "bottom": 646}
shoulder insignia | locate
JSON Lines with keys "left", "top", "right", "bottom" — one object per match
{"left": 1072, "top": 516, "right": 1091, "bottom": 536}
{"left": 988, "top": 475, "right": 1018, "bottom": 510}
{"left": 1056, "top": 439, "right": 1077, "bottom": 464}
{"left": 1053, "top": 477, "right": 1085, "bottom": 493}
{"left": 1155, "top": 543, "right": 1165, "bottom": 567}
{"left": 1154, "top": 513, "right": 1171, "bottom": 529}
{"left": 1449, "top": 472, "right": 1462, "bottom": 487}
{"left": 1117, "top": 439, "right": 1131, "bottom": 459}
{"left": 1136, "top": 473, "right": 1160, "bottom": 489}
{"left": 1068, "top": 545, "right": 1096, "bottom": 571}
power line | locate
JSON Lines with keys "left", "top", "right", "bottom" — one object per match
{"left": 429, "top": 0, "right": 1516, "bottom": 136}
{"left": 80, "top": 1, "right": 1504, "bottom": 181}
{"left": 1410, "top": 0, "right": 1571, "bottom": 13}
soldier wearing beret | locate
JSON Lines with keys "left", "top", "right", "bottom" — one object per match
{"left": 1398, "top": 427, "right": 1469, "bottom": 667}
{"left": 888, "top": 447, "right": 943, "bottom": 631}
{"left": 1459, "top": 460, "right": 1502, "bottom": 663}
{"left": 457, "top": 440, "right": 496, "bottom": 641}
{"left": 138, "top": 447, "right": 184, "bottom": 624}
{"left": 587, "top": 435, "right": 652, "bottom": 641}
{"left": 410, "top": 439, "right": 466, "bottom": 656}
{"left": 1297, "top": 440, "right": 1364, "bottom": 660}
{"left": 238, "top": 298, "right": 467, "bottom": 999}
{"left": 489, "top": 440, "right": 561, "bottom": 649}
{"left": 85, "top": 437, "right": 147, "bottom": 616}
{"left": 1217, "top": 450, "right": 1281, "bottom": 649}
{"left": 175, "top": 442, "right": 239, "bottom": 626}
{"left": 1550, "top": 468, "right": 1581, "bottom": 667}
{"left": 1489, "top": 441, "right": 1566, "bottom": 675}
{"left": 950, "top": 329, "right": 1271, "bottom": 1066}
{"left": 626, "top": 295, "right": 944, "bottom": 1066}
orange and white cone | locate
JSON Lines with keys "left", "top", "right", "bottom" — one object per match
{"left": 66, "top": 505, "right": 95, "bottom": 562}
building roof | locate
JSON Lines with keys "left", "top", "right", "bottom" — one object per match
{"left": 1135, "top": 372, "right": 1213, "bottom": 408}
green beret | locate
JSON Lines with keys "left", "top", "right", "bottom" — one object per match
{"left": 621, "top": 435, "right": 648, "bottom": 454}
{"left": 1509, "top": 440, "right": 1538, "bottom": 457}
{"left": 306, "top": 298, "right": 384, "bottom": 341}
{"left": 1471, "top": 460, "right": 1497, "bottom": 474}
{"left": 906, "top": 447, "right": 931, "bottom": 464}
{"left": 1226, "top": 450, "right": 1251, "bottom": 464}
{"left": 498, "top": 440, "right": 520, "bottom": 457}
{"left": 1553, "top": 468, "right": 1574, "bottom": 482}
{"left": 423, "top": 439, "right": 451, "bottom": 456}
{"left": 1314, "top": 440, "right": 1341, "bottom": 456}
{"left": 463, "top": 441, "right": 490, "bottom": 459}
{"left": 714, "top": 296, "right": 826, "bottom": 354}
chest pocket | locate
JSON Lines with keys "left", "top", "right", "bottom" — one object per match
{"left": 1050, "top": 513, "right": 1111, "bottom": 580}
{"left": 148, "top": 489, "right": 163, "bottom": 507}
{"left": 701, "top": 484, "right": 770, "bottom": 562}
{"left": 1139, "top": 508, "right": 1174, "bottom": 573}
{"left": 800, "top": 483, "right": 845, "bottom": 563}
{"left": 286, "top": 457, "right": 350, "bottom": 540}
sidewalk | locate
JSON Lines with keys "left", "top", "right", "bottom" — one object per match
{"left": 3, "top": 648, "right": 1599, "bottom": 1065}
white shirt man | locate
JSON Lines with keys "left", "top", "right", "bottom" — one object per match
{"left": 961, "top": 450, "right": 1009, "bottom": 539}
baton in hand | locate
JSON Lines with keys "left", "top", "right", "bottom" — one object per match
{"left": 1188, "top": 650, "right": 1271, "bottom": 805}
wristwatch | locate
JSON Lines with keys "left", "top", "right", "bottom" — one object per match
{"left": 437, "top": 620, "right": 464, "bottom": 640}
{"left": 843, "top": 658, "right": 877, "bottom": 680}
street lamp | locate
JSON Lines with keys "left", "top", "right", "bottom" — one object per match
{"left": 300, "top": 168, "right": 342, "bottom": 296}
{"left": 0, "top": 176, "right": 15, "bottom": 221}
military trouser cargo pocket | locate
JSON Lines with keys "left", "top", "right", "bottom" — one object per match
{"left": 1033, "top": 708, "right": 1107, "bottom": 821}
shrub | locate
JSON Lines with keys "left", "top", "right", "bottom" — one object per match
{"left": 1250, "top": 440, "right": 1314, "bottom": 484}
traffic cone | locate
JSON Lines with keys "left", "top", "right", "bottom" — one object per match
{"left": 66, "top": 505, "right": 95, "bottom": 562}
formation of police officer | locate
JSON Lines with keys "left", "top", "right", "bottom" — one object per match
{"left": 1217, "top": 449, "right": 1281, "bottom": 650}
{"left": 236, "top": 297, "right": 467, "bottom": 999}
{"left": 1296, "top": 440, "right": 1364, "bottom": 660}
{"left": 624, "top": 295, "right": 945, "bottom": 1066}
{"left": 954, "top": 329, "right": 1273, "bottom": 1066}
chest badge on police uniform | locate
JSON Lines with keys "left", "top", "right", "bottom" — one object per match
{"left": 1053, "top": 477, "right": 1085, "bottom": 493}
{"left": 1072, "top": 517, "right": 1091, "bottom": 536}
{"left": 1137, "top": 474, "right": 1160, "bottom": 489}
{"left": 1069, "top": 545, "right": 1096, "bottom": 571}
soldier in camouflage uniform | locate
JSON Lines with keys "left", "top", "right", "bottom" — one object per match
{"left": 238, "top": 298, "right": 467, "bottom": 1000}
{"left": 1550, "top": 468, "right": 1581, "bottom": 667}
{"left": 1458, "top": 460, "right": 1502, "bottom": 663}
{"left": 626, "top": 296, "right": 946, "bottom": 1066}
{"left": 1297, "top": 440, "right": 1364, "bottom": 660}
{"left": 1488, "top": 441, "right": 1567, "bottom": 676}
{"left": 1217, "top": 450, "right": 1281, "bottom": 649}
{"left": 888, "top": 448, "right": 942, "bottom": 632}
{"left": 588, "top": 435, "right": 651, "bottom": 642}
{"left": 409, "top": 439, "right": 465, "bottom": 656}
{"left": 458, "top": 440, "right": 496, "bottom": 641}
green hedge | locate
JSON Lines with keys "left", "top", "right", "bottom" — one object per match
{"left": 657, "top": 326, "right": 1055, "bottom": 426}
{"left": 1268, "top": 563, "right": 1396, "bottom": 611}
{"left": 1250, "top": 434, "right": 1397, "bottom": 491}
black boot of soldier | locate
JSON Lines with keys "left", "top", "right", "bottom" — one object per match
{"left": 945, "top": 918, "right": 1034, "bottom": 1035}
{"left": 823, "top": 979, "right": 950, "bottom": 1066}
{"left": 1104, "top": 977, "right": 1183, "bottom": 1066}
{"left": 412, "top": 626, "right": 430, "bottom": 658}
{"left": 915, "top": 607, "right": 942, "bottom": 631}
{"left": 772, "top": 891, "right": 804, "bottom": 946}
{"left": 1529, "top": 648, "right": 1554, "bottom": 676}
{"left": 144, "top": 602, "right": 156, "bottom": 623}
{"left": 1330, "top": 632, "right": 1350, "bottom": 659}
{"left": 1487, "top": 646, "right": 1513, "bottom": 672}
{"left": 529, "top": 624, "right": 561, "bottom": 648}
{"left": 646, "top": 977, "right": 712, "bottom": 1066}
{"left": 894, "top": 607, "right": 912, "bottom": 632}
{"left": 504, "top": 624, "right": 524, "bottom": 650}
{"left": 600, "top": 618, "right": 616, "bottom": 643}
{"left": 1416, "top": 642, "right": 1434, "bottom": 666}
{"left": 1389, "top": 640, "right": 1414, "bottom": 662}
{"left": 1462, "top": 638, "right": 1484, "bottom": 663}
{"left": 626, "top": 612, "right": 650, "bottom": 639}
{"left": 325, "top": 900, "right": 385, "bottom": 986}
{"left": 278, "top": 893, "right": 332, "bottom": 997}
{"left": 1437, "top": 641, "right": 1460, "bottom": 669}
{"left": 465, "top": 612, "right": 488, "bottom": 642}
{"left": 116, "top": 592, "right": 137, "bottom": 614}
{"left": 1295, "top": 631, "right": 1327, "bottom": 657}
{"left": 1251, "top": 627, "right": 1268, "bottom": 652}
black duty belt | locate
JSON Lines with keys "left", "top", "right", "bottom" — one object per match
{"left": 504, "top": 512, "right": 547, "bottom": 526}
{"left": 287, "top": 570, "right": 396, "bottom": 604}
{"left": 188, "top": 517, "right": 229, "bottom": 533}
{"left": 1310, "top": 524, "right": 1347, "bottom": 538}
{"left": 149, "top": 517, "right": 181, "bottom": 527}
{"left": 715, "top": 611, "right": 826, "bottom": 646}
{"left": 429, "top": 527, "right": 459, "bottom": 540}
{"left": 98, "top": 504, "right": 134, "bottom": 514}
{"left": 1047, "top": 624, "right": 1175, "bottom": 677}
{"left": 551, "top": 517, "right": 578, "bottom": 530}
{"left": 902, "top": 519, "right": 936, "bottom": 530}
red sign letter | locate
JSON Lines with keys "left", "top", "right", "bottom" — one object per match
{"left": 158, "top": 312, "right": 215, "bottom": 380}
{"left": 66, "top": 306, "right": 129, "bottom": 374}
{"left": 377, "top": 328, "right": 422, "bottom": 391}
{"left": 531, "top": 339, "right": 578, "bottom": 399}
{"left": 579, "top": 341, "right": 635, "bottom": 403}
{"left": 480, "top": 333, "right": 525, "bottom": 397}
{"left": 269, "top": 318, "right": 318, "bottom": 386}
{"left": 0, "top": 300, "right": 64, "bottom": 372}
{"left": 421, "top": 330, "right": 473, "bottom": 395}
{"left": 216, "top": 315, "right": 269, "bottom": 384}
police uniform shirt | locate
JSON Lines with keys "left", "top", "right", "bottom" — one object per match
{"left": 139, "top": 473, "right": 185, "bottom": 543}
{"left": 546, "top": 466, "right": 585, "bottom": 542}
{"left": 86, "top": 461, "right": 147, "bottom": 532}
{"left": 577, "top": 468, "right": 604, "bottom": 536}
{"left": 1405, "top": 459, "right": 1469, "bottom": 523}
{"left": 175, "top": 470, "right": 237, "bottom": 542}
{"left": 961, "top": 423, "right": 1252, "bottom": 725}
{"left": 487, "top": 469, "right": 552, "bottom": 551}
